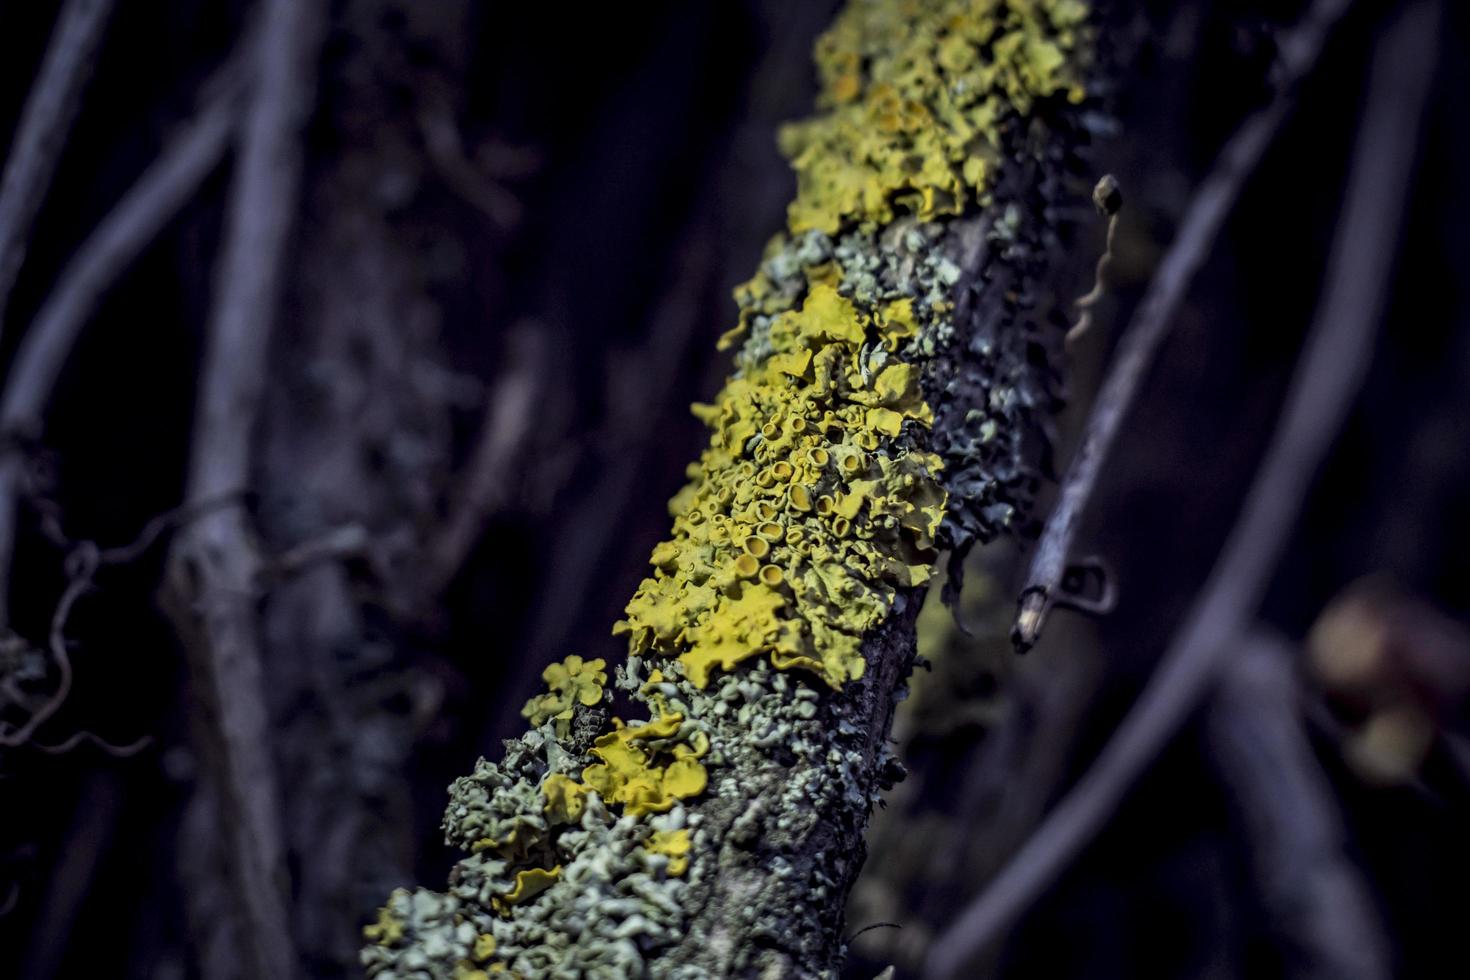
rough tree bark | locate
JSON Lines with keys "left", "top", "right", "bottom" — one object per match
{"left": 363, "top": 1, "right": 1095, "bottom": 977}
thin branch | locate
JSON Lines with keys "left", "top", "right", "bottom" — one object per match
{"left": 0, "top": 491, "right": 232, "bottom": 748}
{"left": 0, "top": 63, "right": 244, "bottom": 626}
{"left": 418, "top": 102, "right": 526, "bottom": 229}
{"left": 424, "top": 327, "right": 545, "bottom": 594}
{"left": 1012, "top": 0, "right": 1358, "bottom": 651}
{"left": 1208, "top": 629, "right": 1390, "bottom": 980}
{"left": 31, "top": 729, "right": 152, "bottom": 756}
{"left": 0, "top": 0, "right": 115, "bottom": 339}
{"left": 0, "top": 574, "right": 85, "bottom": 747}
{"left": 926, "top": 4, "right": 1438, "bottom": 974}
{"left": 162, "top": 0, "right": 327, "bottom": 976}
{"left": 1065, "top": 174, "right": 1123, "bottom": 347}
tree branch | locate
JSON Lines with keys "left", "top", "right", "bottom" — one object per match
{"left": 927, "top": 4, "right": 1439, "bottom": 973}
{"left": 161, "top": 0, "right": 327, "bottom": 976}
{"left": 1012, "top": 0, "right": 1358, "bottom": 651}
{"left": 0, "top": 0, "right": 115, "bottom": 339}
{"left": 1208, "top": 629, "right": 1390, "bottom": 980}
{"left": 0, "top": 64, "right": 243, "bottom": 626}
{"left": 423, "top": 327, "right": 545, "bottom": 596}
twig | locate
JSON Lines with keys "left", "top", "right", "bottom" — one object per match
{"left": 0, "top": 575, "right": 85, "bottom": 747}
{"left": 31, "top": 730, "right": 152, "bottom": 756}
{"left": 424, "top": 327, "right": 545, "bottom": 594}
{"left": 162, "top": 1, "right": 326, "bottom": 976}
{"left": 16, "top": 773, "right": 119, "bottom": 978}
{"left": 267, "top": 522, "right": 373, "bottom": 579}
{"left": 0, "top": 63, "right": 245, "bottom": 626}
{"left": 1208, "top": 629, "right": 1390, "bottom": 980}
{"left": 1012, "top": 0, "right": 1358, "bottom": 651}
{"left": 926, "top": 4, "right": 1438, "bottom": 974}
{"left": 0, "top": 492, "right": 229, "bottom": 748}
{"left": 0, "top": 0, "right": 115, "bottom": 339}
{"left": 418, "top": 101, "right": 527, "bottom": 229}
{"left": 1065, "top": 174, "right": 1123, "bottom": 347}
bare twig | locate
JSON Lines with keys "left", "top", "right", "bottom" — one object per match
{"left": 927, "top": 5, "right": 1437, "bottom": 974}
{"left": 1208, "top": 629, "right": 1390, "bottom": 980}
{"left": 268, "top": 522, "right": 373, "bottom": 579}
{"left": 1013, "top": 0, "right": 1358, "bottom": 651}
{"left": 0, "top": 63, "right": 245, "bottom": 626}
{"left": 16, "top": 773, "right": 119, "bottom": 979}
{"left": 162, "top": 1, "right": 326, "bottom": 976}
{"left": 419, "top": 101, "right": 527, "bottom": 229}
{"left": 424, "top": 327, "right": 545, "bottom": 593}
{"left": 0, "top": 492, "right": 229, "bottom": 748}
{"left": 0, "top": 574, "right": 85, "bottom": 747}
{"left": 31, "top": 729, "right": 152, "bottom": 756}
{"left": 1065, "top": 174, "right": 1123, "bottom": 347}
{"left": 0, "top": 0, "right": 115, "bottom": 338}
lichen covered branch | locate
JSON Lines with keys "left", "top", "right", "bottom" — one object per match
{"left": 364, "top": 2, "right": 1093, "bottom": 976}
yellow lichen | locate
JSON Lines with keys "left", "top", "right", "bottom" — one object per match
{"left": 363, "top": 904, "right": 405, "bottom": 947}
{"left": 492, "top": 866, "right": 561, "bottom": 914}
{"left": 780, "top": 0, "right": 1090, "bottom": 234}
{"left": 617, "top": 279, "right": 946, "bottom": 690}
{"left": 538, "top": 707, "right": 709, "bottom": 821}
{"left": 541, "top": 772, "right": 590, "bottom": 824}
{"left": 520, "top": 654, "right": 608, "bottom": 737}
{"left": 645, "top": 828, "right": 692, "bottom": 876}
{"left": 580, "top": 711, "right": 709, "bottom": 818}
{"left": 596, "top": 0, "right": 1093, "bottom": 888}
{"left": 469, "top": 824, "right": 534, "bottom": 861}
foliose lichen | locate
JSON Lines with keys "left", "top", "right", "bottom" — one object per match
{"left": 521, "top": 655, "right": 608, "bottom": 738}
{"left": 780, "top": 0, "right": 1088, "bottom": 235}
{"left": 364, "top": 1, "right": 1091, "bottom": 975}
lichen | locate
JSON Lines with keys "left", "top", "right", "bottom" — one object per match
{"left": 780, "top": 0, "right": 1088, "bottom": 235}
{"left": 520, "top": 654, "right": 607, "bottom": 737}
{"left": 365, "top": 0, "right": 1092, "bottom": 975}
{"left": 576, "top": 707, "right": 710, "bottom": 818}
{"left": 617, "top": 275, "right": 948, "bottom": 691}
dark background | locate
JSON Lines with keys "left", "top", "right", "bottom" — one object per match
{"left": 1, "top": 1, "right": 1467, "bottom": 978}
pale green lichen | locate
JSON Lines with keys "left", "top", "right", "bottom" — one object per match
{"left": 365, "top": 0, "right": 1092, "bottom": 975}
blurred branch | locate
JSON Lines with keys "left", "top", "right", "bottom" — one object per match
{"left": 498, "top": 233, "right": 715, "bottom": 735}
{"left": 16, "top": 773, "right": 119, "bottom": 979}
{"left": 424, "top": 327, "right": 546, "bottom": 594}
{"left": 418, "top": 101, "right": 529, "bottom": 229}
{"left": 927, "top": 4, "right": 1438, "bottom": 974}
{"left": 1013, "top": 0, "right": 1358, "bottom": 651}
{"left": 0, "top": 563, "right": 83, "bottom": 747}
{"left": 161, "top": 0, "right": 327, "bottom": 976}
{"left": 0, "top": 61, "right": 245, "bottom": 626}
{"left": 1208, "top": 629, "right": 1390, "bottom": 980}
{"left": 0, "top": 0, "right": 115, "bottom": 340}
{"left": 0, "top": 490, "right": 231, "bottom": 749}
